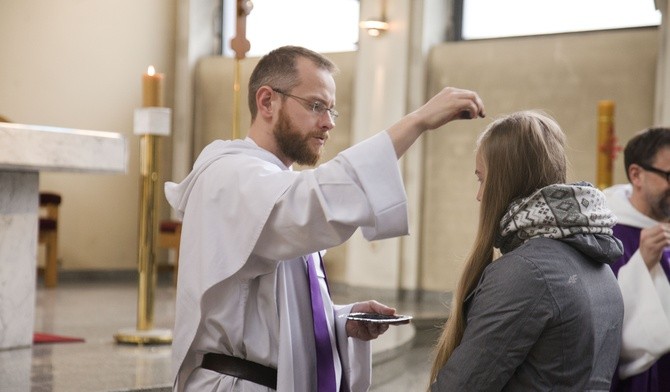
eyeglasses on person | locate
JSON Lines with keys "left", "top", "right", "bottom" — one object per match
{"left": 639, "top": 163, "right": 670, "bottom": 183}
{"left": 271, "top": 88, "right": 339, "bottom": 122}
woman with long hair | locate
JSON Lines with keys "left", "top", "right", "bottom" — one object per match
{"left": 429, "top": 111, "right": 624, "bottom": 391}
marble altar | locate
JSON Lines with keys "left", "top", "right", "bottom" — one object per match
{"left": 0, "top": 122, "right": 127, "bottom": 350}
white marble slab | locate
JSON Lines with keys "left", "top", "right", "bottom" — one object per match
{"left": 0, "top": 122, "right": 127, "bottom": 350}
{"left": 0, "top": 122, "right": 127, "bottom": 173}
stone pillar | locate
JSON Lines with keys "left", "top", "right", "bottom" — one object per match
{"left": 0, "top": 171, "right": 38, "bottom": 349}
{"left": 346, "top": 0, "right": 450, "bottom": 295}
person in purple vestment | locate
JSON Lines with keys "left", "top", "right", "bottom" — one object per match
{"left": 604, "top": 127, "right": 670, "bottom": 392}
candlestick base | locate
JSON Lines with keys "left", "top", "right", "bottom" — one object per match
{"left": 114, "top": 327, "right": 172, "bottom": 345}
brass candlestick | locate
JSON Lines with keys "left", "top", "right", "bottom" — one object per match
{"left": 115, "top": 67, "right": 172, "bottom": 345}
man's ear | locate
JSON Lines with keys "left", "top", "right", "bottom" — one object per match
{"left": 629, "top": 164, "right": 643, "bottom": 186}
{"left": 257, "top": 86, "right": 275, "bottom": 118}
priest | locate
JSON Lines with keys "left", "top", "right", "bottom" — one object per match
{"left": 165, "top": 45, "right": 485, "bottom": 391}
{"left": 604, "top": 127, "right": 670, "bottom": 391}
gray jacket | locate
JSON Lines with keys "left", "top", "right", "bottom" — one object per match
{"left": 432, "top": 234, "right": 624, "bottom": 391}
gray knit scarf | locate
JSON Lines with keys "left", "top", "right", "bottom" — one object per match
{"left": 494, "top": 182, "right": 617, "bottom": 254}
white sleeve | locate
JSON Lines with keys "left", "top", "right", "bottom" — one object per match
{"left": 254, "top": 131, "right": 408, "bottom": 261}
{"left": 333, "top": 304, "right": 372, "bottom": 392}
{"left": 617, "top": 250, "right": 670, "bottom": 378}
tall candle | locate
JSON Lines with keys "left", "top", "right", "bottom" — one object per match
{"left": 142, "top": 66, "right": 164, "bottom": 108}
{"left": 596, "top": 100, "right": 615, "bottom": 190}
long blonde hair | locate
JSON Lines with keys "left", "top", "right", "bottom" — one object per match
{"left": 428, "top": 110, "right": 567, "bottom": 386}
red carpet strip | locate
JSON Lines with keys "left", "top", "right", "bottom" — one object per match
{"left": 33, "top": 333, "right": 85, "bottom": 344}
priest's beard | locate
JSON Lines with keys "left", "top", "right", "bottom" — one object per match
{"left": 649, "top": 188, "right": 670, "bottom": 221}
{"left": 273, "top": 108, "right": 324, "bottom": 166}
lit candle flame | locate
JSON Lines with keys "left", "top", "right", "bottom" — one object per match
{"left": 147, "top": 65, "right": 156, "bottom": 76}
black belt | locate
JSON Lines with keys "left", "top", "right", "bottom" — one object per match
{"left": 201, "top": 352, "right": 277, "bottom": 390}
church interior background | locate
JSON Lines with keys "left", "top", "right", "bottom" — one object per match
{"left": 0, "top": 0, "right": 665, "bottom": 390}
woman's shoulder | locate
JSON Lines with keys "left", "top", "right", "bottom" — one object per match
{"left": 496, "top": 238, "right": 572, "bottom": 265}
{"left": 471, "top": 245, "right": 555, "bottom": 316}
{"left": 490, "top": 238, "right": 560, "bottom": 266}
{"left": 485, "top": 238, "right": 573, "bottom": 285}
{"left": 482, "top": 244, "right": 553, "bottom": 290}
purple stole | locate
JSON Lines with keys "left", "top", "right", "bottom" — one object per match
{"left": 306, "top": 253, "right": 338, "bottom": 392}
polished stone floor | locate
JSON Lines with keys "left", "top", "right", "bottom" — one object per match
{"left": 0, "top": 277, "right": 450, "bottom": 392}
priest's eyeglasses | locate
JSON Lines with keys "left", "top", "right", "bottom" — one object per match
{"left": 639, "top": 163, "right": 670, "bottom": 183}
{"left": 272, "top": 88, "right": 339, "bottom": 123}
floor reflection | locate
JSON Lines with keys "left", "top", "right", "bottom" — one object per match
{"left": 0, "top": 279, "right": 446, "bottom": 392}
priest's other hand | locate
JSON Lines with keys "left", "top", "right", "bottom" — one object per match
{"left": 640, "top": 223, "right": 670, "bottom": 270}
{"left": 345, "top": 300, "right": 397, "bottom": 341}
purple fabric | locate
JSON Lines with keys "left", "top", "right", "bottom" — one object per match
{"left": 609, "top": 224, "right": 670, "bottom": 392}
{"left": 611, "top": 355, "right": 670, "bottom": 392}
{"left": 610, "top": 225, "right": 642, "bottom": 277}
{"left": 307, "top": 254, "right": 337, "bottom": 392}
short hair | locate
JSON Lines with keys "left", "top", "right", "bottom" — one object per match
{"left": 247, "top": 46, "right": 338, "bottom": 120}
{"left": 623, "top": 127, "right": 670, "bottom": 181}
